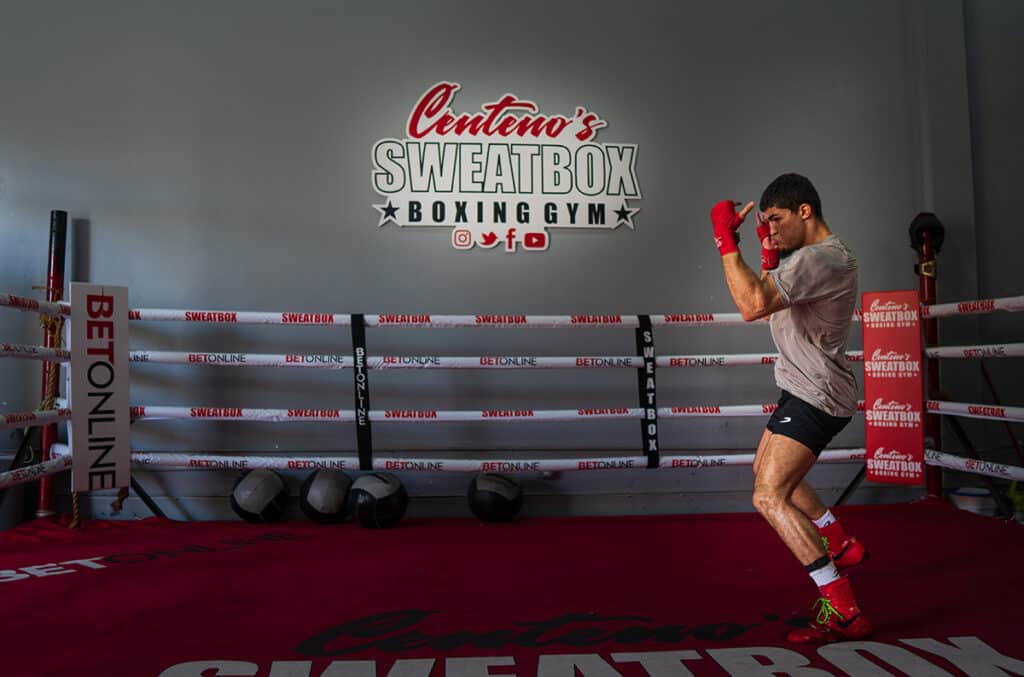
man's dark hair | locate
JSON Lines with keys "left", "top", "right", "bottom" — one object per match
{"left": 759, "top": 173, "right": 823, "bottom": 219}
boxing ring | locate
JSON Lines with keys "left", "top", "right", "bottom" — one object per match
{"left": 3, "top": 293, "right": 1023, "bottom": 483}
{"left": 3, "top": 239, "right": 1024, "bottom": 674}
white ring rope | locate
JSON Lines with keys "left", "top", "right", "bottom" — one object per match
{"left": 923, "top": 343, "right": 1024, "bottom": 359}
{"left": 129, "top": 400, "right": 1024, "bottom": 423}
{"left": 7, "top": 445, "right": 1020, "bottom": 492}
{"left": 924, "top": 450, "right": 1024, "bottom": 482}
{"left": 0, "top": 294, "right": 70, "bottom": 317}
{"left": 127, "top": 404, "right": 800, "bottom": 423}
{"left": 130, "top": 309, "right": 351, "bottom": 325}
{"left": 120, "top": 344, "right": 1024, "bottom": 370}
{"left": 926, "top": 400, "right": 1024, "bottom": 423}
{"left": 124, "top": 311, "right": 760, "bottom": 328}
{"left": 43, "top": 444, "right": 866, "bottom": 473}
{"left": 26, "top": 445, "right": 1023, "bottom": 482}
{"left": 0, "top": 454, "right": 73, "bottom": 491}
{"left": 3, "top": 343, "right": 1019, "bottom": 369}
{"left": 1, "top": 343, "right": 71, "bottom": 362}
{"left": 922, "top": 295, "right": 1024, "bottom": 318}
{"left": 107, "top": 293, "right": 1024, "bottom": 326}
{"left": 129, "top": 406, "right": 648, "bottom": 423}
{"left": 0, "top": 408, "right": 72, "bottom": 432}
{"left": 9, "top": 398, "right": 1012, "bottom": 434}
{"left": 126, "top": 351, "right": 792, "bottom": 370}
{"left": 3, "top": 291, "right": 1022, "bottom": 324}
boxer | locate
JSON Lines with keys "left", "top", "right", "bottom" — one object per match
{"left": 710, "top": 173, "right": 870, "bottom": 643}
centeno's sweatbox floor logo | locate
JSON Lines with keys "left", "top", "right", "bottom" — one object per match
{"left": 372, "top": 82, "right": 641, "bottom": 252}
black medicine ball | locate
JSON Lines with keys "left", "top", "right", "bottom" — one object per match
{"left": 230, "top": 468, "right": 289, "bottom": 523}
{"left": 467, "top": 472, "right": 523, "bottom": 522}
{"left": 300, "top": 469, "right": 352, "bottom": 524}
{"left": 347, "top": 472, "right": 409, "bottom": 529}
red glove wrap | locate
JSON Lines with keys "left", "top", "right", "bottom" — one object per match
{"left": 710, "top": 200, "right": 742, "bottom": 256}
{"left": 757, "top": 220, "right": 779, "bottom": 271}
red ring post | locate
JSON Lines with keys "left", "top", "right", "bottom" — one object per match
{"left": 920, "top": 233, "right": 943, "bottom": 497}
{"left": 910, "top": 213, "right": 944, "bottom": 499}
{"left": 37, "top": 210, "right": 67, "bottom": 517}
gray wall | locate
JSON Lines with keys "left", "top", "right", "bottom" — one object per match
{"left": 961, "top": 0, "right": 1024, "bottom": 461}
{"left": 1, "top": 0, "right": 1020, "bottom": 521}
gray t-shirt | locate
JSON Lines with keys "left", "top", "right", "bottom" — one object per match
{"left": 767, "top": 234, "right": 859, "bottom": 417}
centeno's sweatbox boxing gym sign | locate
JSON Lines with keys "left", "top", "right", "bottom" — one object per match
{"left": 861, "top": 290, "right": 925, "bottom": 485}
{"left": 68, "top": 283, "right": 131, "bottom": 493}
{"left": 372, "top": 81, "right": 641, "bottom": 252}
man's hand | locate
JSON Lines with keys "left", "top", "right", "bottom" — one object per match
{"left": 710, "top": 200, "right": 754, "bottom": 256}
{"left": 756, "top": 211, "right": 780, "bottom": 271}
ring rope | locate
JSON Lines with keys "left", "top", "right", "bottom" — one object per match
{"left": 922, "top": 295, "right": 1024, "bottom": 318}
{"left": 15, "top": 399, "right": 1020, "bottom": 428}
{"left": 44, "top": 444, "right": 866, "bottom": 473}
{"left": 7, "top": 344, "right": 1024, "bottom": 370}
{"left": 0, "top": 293, "right": 71, "bottom": 317}
{"left": 0, "top": 454, "right": 73, "bottom": 490}
{"left": 14, "top": 445, "right": 1018, "bottom": 482}
{"left": 926, "top": 400, "right": 1024, "bottom": 423}
{"left": 4, "top": 292, "right": 1023, "bottom": 324}
{"left": 0, "top": 408, "right": 72, "bottom": 432}
{"left": 118, "top": 344, "right": 1024, "bottom": 370}
{"left": 123, "top": 293, "right": 1024, "bottom": 326}
{"left": 126, "top": 404, "right": 791, "bottom": 423}
{"left": 5, "top": 344, "right": 1024, "bottom": 369}
{"left": 127, "top": 400, "right": 1024, "bottom": 423}
{"left": 0, "top": 343, "right": 72, "bottom": 362}
{"left": 8, "top": 445, "right": 1023, "bottom": 493}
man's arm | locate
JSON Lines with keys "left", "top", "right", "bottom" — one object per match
{"left": 721, "top": 252, "right": 786, "bottom": 321}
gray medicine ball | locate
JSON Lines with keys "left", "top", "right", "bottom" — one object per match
{"left": 230, "top": 468, "right": 289, "bottom": 523}
{"left": 347, "top": 472, "right": 408, "bottom": 528}
{"left": 300, "top": 469, "right": 352, "bottom": 524}
{"left": 467, "top": 473, "right": 523, "bottom": 522}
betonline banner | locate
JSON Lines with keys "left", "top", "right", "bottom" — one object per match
{"left": 69, "top": 284, "right": 131, "bottom": 492}
{"left": 862, "top": 290, "right": 924, "bottom": 485}
{"left": 372, "top": 81, "right": 641, "bottom": 252}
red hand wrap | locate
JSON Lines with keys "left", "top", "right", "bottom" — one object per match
{"left": 757, "top": 220, "right": 779, "bottom": 271}
{"left": 710, "top": 200, "right": 742, "bottom": 256}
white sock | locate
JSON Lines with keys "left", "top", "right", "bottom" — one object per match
{"left": 812, "top": 509, "right": 837, "bottom": 529}
{"left": 809, "top": 560, "right": 840, "bottom": 588}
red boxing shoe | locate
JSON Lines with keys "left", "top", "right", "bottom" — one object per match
{"left": 820, "top": 519, "right": 868, "bottom": 571}
{"left": 787, "top": 578, "right": 873, "bottom": 644}
{"left": 825, "top": 535, "right": 869, "bottom": 571}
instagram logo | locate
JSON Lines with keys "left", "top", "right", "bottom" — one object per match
{"left": 452, "top": 229, "right": 473, "bottom": 249}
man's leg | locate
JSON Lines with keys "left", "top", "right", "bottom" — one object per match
{"left": 753, "top": 432, "right": 872, "bottom": 642}
{"left": 754, "top": 429, "right": 867, "bottom": 570}
{"left": 752, "top": 432, "right": 823, "bottom": 564}
{"left": 754, "top": 429, "right": 827, "bottom": 522}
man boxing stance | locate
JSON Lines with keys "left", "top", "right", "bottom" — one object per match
{"left": 710, "top": 173, "right": 870, "bottom": 643}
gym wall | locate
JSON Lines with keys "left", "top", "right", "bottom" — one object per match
{"left": 1, "top": 0, "right": 1020, "bottom": 519}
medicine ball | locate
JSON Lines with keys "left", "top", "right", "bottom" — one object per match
{"left": 230, "top": 468, "right": 289, "bottom": 523}
{"left": 467, "top": 473, "right": 523, "bottom": 522}
{"left": 347, "top": 472, "right": 409, "bottom": 529}
{"left": 300, "top": 469, "right": 352, "bottom": 524}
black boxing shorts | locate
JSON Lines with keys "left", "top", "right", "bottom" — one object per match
{"left": 766, "top": 390, "right": 852, "bottom": 457}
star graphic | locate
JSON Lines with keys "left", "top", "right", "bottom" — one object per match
{"left": 373, "top": 200, "right": 400, "bottom": 227}
{"left": 614, "top": 201, "right": 640, "bottom": 229}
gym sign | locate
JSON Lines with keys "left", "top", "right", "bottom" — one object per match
{"left": 371, "top": 81, "right": 642, "bottom": 252}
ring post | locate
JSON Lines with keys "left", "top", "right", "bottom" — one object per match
{"left": 37, "top": 210, "right": 67, "bottom": 517}
{"left": 910, "top": 212, "right": 945, "bottom": 499}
